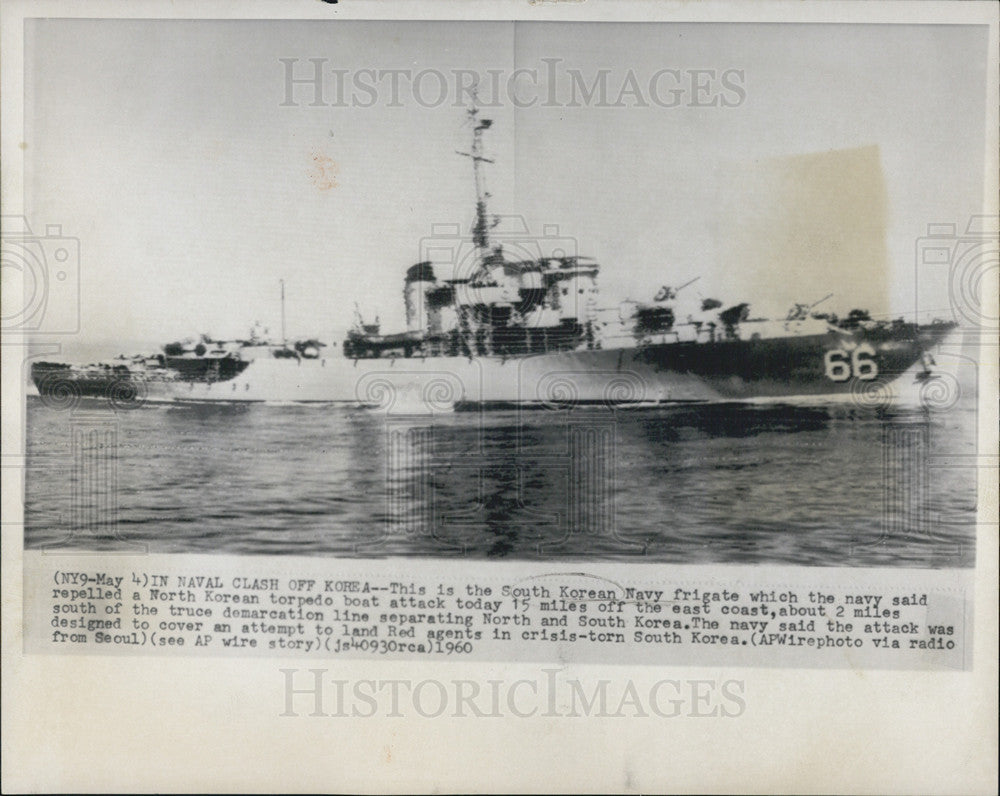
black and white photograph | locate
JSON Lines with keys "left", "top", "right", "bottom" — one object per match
{"left": 17, "top": 19, "right": 987, "bottom": 565}
{"left": 3, "top": 2, "right": 997, "bottom": 793}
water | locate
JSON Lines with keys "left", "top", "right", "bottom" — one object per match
{"left": 24, "top": 395, "right": 976, "bottom": 568}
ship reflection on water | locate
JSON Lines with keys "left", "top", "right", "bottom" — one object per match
{"left": 25, "top": 396, "right": 976, "bottom": 568}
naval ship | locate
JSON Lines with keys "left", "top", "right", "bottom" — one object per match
{"left": 31, "top": 105, "right": 956, "bottom": 410}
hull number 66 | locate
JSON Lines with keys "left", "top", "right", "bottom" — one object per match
{"left": 824, "top": 343, "right": 879, "bottom": 381}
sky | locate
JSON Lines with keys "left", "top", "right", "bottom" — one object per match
{"left": 22, "top": 19, "right": 990, "bottom": 356}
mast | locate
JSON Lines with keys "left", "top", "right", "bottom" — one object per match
{"left": 280, "top": 278, "right": 286, "bottom": 345}
{"left": 456, "top": 92, "right": 497, "bottom": 277}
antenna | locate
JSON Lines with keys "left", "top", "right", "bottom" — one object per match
{"left": 280, "top": 279, "right": 286, "bottom": 345}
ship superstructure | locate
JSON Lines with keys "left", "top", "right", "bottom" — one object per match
{"left": 344, "top": 104, "right": 607, "bottom": 362}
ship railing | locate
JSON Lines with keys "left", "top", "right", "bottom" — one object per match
{"left": 398, "top": 323, "right": 593, "bottom": 358}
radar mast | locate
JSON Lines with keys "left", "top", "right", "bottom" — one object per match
{"left": 456, "top": 91, "right": 499, "bottom": 279}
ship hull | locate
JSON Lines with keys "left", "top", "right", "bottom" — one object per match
{"left": 32, "top": 324, "right": 955, "bottom": 409}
